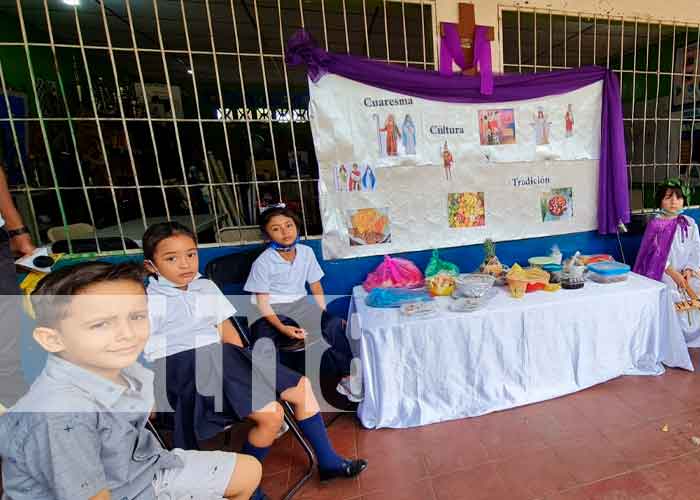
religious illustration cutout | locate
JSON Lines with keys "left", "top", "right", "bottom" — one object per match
{"left": 478, "top": 109, "right": 516, "bottom": 145}
{"left": 372, "top": 112, "right": 417, "bottom": 157}
{"left": 448, "top": 192, "right": 486, "bottom": 228}
{"left": 442, "top": 142, "right": 454, "bottom": 180}
{"left": 531, "top": 106, "right": 552, "bottom": 145}
{"left": 564, "top": 104, "right": 575, "bottom": 138}
{"left": 541, "top": 187, "right": 574, "bottom": 222}
{"left": 335, "top": 163, "right": 377, "bottom": 192}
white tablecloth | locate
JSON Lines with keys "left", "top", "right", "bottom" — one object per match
{"left": 349, "top": 273, "right": 693, "bottom": 429}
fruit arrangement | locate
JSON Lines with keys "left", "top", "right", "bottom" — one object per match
{"left": 548, "top": 195, "right": 568, "bottom": 216}
{"left": 426, "top": 273, "right": 456, "bottom": 296}
{"left": 479, "top": 239, "right": 506, "bottom": 282}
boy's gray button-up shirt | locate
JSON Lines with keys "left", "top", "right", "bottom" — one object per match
{"left": 0, "top": 355, "right": 183, "bottom": 500}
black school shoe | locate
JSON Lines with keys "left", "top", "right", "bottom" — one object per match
{"left": 319, "top": 458, "right": 368, "bottom": 482}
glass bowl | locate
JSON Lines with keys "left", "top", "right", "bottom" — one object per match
{"left": 454, "top": 273, "right": 496, "bottom": 298}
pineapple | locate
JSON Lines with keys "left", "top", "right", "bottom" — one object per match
{"left": 480, "top": 238, "right": 504, "bottom": 277}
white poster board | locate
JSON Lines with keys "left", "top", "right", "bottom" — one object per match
{"left": 309, "top": 74, "right": 603, "bottom": 260}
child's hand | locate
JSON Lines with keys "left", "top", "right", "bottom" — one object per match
{"left": 670, "top": 269, "right": 689, "bottom": 290}
{"left": 280, "top": 325, "right": 307, "bottom": 339}
{"left": 682, "top": 268, "right": 695, "bottom": 281}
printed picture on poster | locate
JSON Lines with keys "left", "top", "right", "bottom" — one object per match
{"left": 347, "top": 207, "right": 391, "bottom": 246}
{"left": 335, "top": 163, "right": 377, "bottom": 192}
{"left": 531, "top": 107, "right": 552, "bottom": 145}
{"left": 564, "top": 104, "right": 574, "bottom": 137}
{"left": 372, "top": 112, "right": 417, "bottom": 157}
{"left": 441, "top": 142, "right": 454, "bottom": 180}
{"left": 541, "top": 188, "right": 574, "bottom": 222}
{"left": 478, "top": 109, "right": 516, "bottom": 145}
{"left": 447, "top": 192, "right": 485, "bottom": 228}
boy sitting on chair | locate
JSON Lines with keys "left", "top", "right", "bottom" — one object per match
{"left": 0, "top": 262, "right": 261, "bottom": 500}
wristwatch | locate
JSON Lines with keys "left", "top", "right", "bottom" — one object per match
{"left": 6, "top": 226, "right": 29, "bottom": 238}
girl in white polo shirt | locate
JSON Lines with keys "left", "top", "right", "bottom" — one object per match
{"left": 143, "top": 222, "right": 367, "bottom": 500}
{"left": 244, "top": 206, "right": 362, "bottom": 403}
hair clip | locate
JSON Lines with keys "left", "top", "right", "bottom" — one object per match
{"left": 663, "top": 177, "right": 691, "bottom": 200}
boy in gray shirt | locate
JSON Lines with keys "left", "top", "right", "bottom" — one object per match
{"left": 0, "top": 262, "right": 261, "bottom": 500}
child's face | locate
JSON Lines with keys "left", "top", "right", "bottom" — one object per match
{"left": 149, "top": 233, "right": 199, "bottom": 287}
{"left": 265, "top": 214, "right": 298, "bottom": 247}
{"left": 661, "top": 189, "right": 685, "bottom": 213}
{"left": 35, "top": 280, "right": 149, "bottom": 379}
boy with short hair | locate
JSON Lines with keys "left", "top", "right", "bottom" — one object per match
{"left": 0, "top": 262, "right": 260, "bottom": 500}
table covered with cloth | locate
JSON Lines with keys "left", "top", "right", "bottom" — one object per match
{"left": 347, "top": 273, "right": 693, "bottom": 429}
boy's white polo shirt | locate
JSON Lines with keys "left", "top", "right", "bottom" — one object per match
{"left": 244, "top": 245, "right": 324, "bottom": 305}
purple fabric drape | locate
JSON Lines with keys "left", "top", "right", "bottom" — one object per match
{"left": 439, "top": 23, "right": 466, "bottom": 76}
{"left": 472, "top": 26, "right": 493, "bottom": 95}
{"left": 633, "top": 216, "right": 689, "bottom": 281}
{"left": 286, "top": 29, "right": 630, "bottom": 234}
{"left": 439, "top": 23, "right": 492, "bottom": 95}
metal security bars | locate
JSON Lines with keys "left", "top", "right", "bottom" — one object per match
{"left": 500, "top": 7, "right": 700, "bottom": 213}
{"left": 0, "top": 0, "right": 435, "bottom": 252}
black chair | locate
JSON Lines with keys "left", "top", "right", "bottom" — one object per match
{"left": 204, "top": 249, "right": 357, "bottom": 412}
{"left": 148, "top": 401, "right": 316, "bottom": 500}
{"left": 204, "top": 248, "right": 309, "bottom": 356}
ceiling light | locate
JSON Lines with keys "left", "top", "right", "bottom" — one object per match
{"left": 63, "top": 0, "right": 80, "bottom": 5}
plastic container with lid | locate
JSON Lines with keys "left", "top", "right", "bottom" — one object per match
{"left": 528, "top": 256, "right": 556, "bottom": 268}
{"left": 542, "top": 263, "right": 563, "bottom": 284}
{"left": 587, "top": 261, "right": 631, "bottom": 283}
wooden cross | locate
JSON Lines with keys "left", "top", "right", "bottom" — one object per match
{"left": 440, "top": 2, "right": 495, "bottom": 76}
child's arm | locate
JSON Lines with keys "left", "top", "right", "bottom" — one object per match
{"left": 218, "top": 318, "right": 244, "bottom": 347}
{"left": 256, "top": 293, "right": 306, "bottom": 339}
{"left": 666, "top": 266, "right": 688, "bottom": 289}
{"left": 23, "top": 416, "right": 110, "bottom": 500}
{"left": 309, "top": 281, "right": 326, "bottom": 311}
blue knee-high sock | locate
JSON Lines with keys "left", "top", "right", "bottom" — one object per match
{"left": 241, "top": 442, "right": 271, "bottom": 500}
{"left": 297, "top": 413, "right": 345, "bottom": 472}
{"left": 250, "top": 488, "right": 266, "bottom": 500}
{"left": 241, "top": 441, "right": 271, "bottom": 464}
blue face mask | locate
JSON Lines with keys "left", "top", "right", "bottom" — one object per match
{"left": 270, "top": 236, "right": 300, "bottom": 252}
{"left": 146, "top": 260, "right": 200, "bottom": 288}
{"left": 660, "top": 208, "right": 685, "bottom": 217}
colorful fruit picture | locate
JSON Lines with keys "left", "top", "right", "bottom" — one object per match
{"left": 541, "top": 188, "right": 573, "bottom": 222}
{"left": 448, "top": 192, "right": 486, "bottom": 228}
{"left": 347, "top": 207, "right": 391, "bottom": 246}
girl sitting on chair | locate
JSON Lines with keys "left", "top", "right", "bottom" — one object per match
{"left": 634, "top": 178, "right": 700, "bottom": 344}
{"left": 142, "top": 222, "right": 367, "bottom": 500}
{"left": 244, "top": 205, "right": 363, "bottom": 403}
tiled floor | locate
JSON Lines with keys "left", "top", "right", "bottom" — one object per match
{"left": 251, "top": 349, "right": 700, "bottom": 500}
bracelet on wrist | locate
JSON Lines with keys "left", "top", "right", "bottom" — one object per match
{"left": 6, "top": 226, "right": 29, "bottom": 238}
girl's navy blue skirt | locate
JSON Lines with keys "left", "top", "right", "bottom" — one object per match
{"left": 249, "top": 298, "right": 353, "bottom": 378}
{"left": 153, "top": 341, "right": 301, "bottom": 449}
